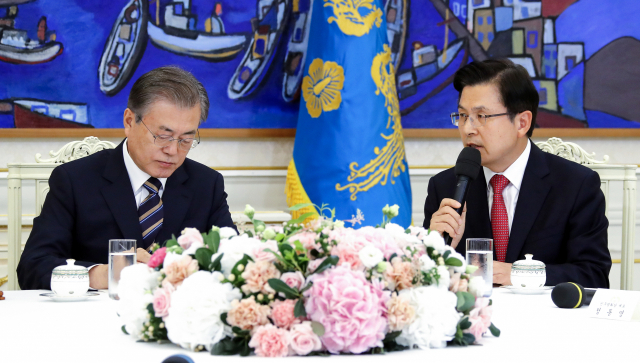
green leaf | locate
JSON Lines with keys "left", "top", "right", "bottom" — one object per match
{"left": 264, "top": 248, "right": 288, "bottom": 266}
{"left": 239, "top": 340, "right": 251, "bottom": 357}
{"left": 310, "top": 321, "right": 325, "bottom": 337}
{"left": 388, "top": 253, "right": 398, "bottom": 262}
{"left": 294, "top": 299, "right": 307, "bottom": 318}
{"left": 489, "top": 323, "right": 501, "bottom": 337}
{"left": 278, "top": 242, "right": 294, "bottom": 255}
{"left": 275, "top": 233, "right": 285, "bottom": 242}
{"left": 456, "top": 291, "right": 476, "bottom": 312}
{"left": 445, "top": 257, "right": 463, "bottom": 267}
{"left": 288, "top": 203, "right": 314, "bottom": 211}
{"left": 293, "top": 240, "right": 305, "bottom": 252}
{"left": 299, "top": 281, "right": 313, "bottom": 294}
{"left": 286, "top": 212, "right": 316, "bottom": 226}
{"left": 211, "top": 253, "right": 224, "bottom": 272}
{"left": 267, "top": 278, "right": 300, "bottom": 299}
{"left": 121, "top": 325, "right": 128, "bottom": 335}
{"left": 442, "top": 250, "right": 452, "bottom": 260}
{"left": 232, "top": 326, "right": 251, "bottom": 337}
{"left": 253, "top": 219, "right": 266, "bottom": 232}
{"left": 195, "top": 247, "right": 214, "bottom": 271}
{"left": 165, "top": 235, "right": 179, "bottom": 248}
{"left": 207, "top": 230, "right": 221, "bottom": 253}
{"left": 458, "top": 316, "right": 471, "bottom": 330}
{"left": 313, "top": 255, "right": 339, "bottom": 275}
{"left": 462, "top": 333, "right": 476, "bottom": 345}
{"left": 245, "top": 230, "right": 254, "bottom": 238}
{"left": 220, "top": 312, "right": 229, "bottom": 326}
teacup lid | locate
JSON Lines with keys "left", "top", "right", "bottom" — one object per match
{"left": 52, "top": 259, "right": 88, "bottom": 273}
{"left": 512, "top": 254, "right": 545, "bottom": 270}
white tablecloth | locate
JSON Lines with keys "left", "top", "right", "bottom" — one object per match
{"left": 0, "top": 289, "right": 636, "bottom": 363}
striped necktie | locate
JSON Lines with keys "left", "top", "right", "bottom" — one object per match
{"left": 139, "top": 177, "right": 163, "bottom": 249}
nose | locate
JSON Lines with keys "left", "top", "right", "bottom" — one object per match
{"left": 162, "top": 140, "right": 179, "bottom": 155}
{"left": 460, "top": 118, "right": 479, "bottom": 137}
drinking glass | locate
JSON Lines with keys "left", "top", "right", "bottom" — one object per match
{"left": 108, "top": 239, "right": 136, "bottom": 300}
{"left": 466, "top": 238, "right": 493, "bottom": 297}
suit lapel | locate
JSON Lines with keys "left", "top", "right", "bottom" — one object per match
{"left": 157, "top": 165, "right": 193, "bottom": 244}
{"left": 101, "top": 141, "right": 143, "bottom": 242}
{"left": 456, "top": 171, "right": 492, "bottom": 256}
{"left": 506, "top": 142, "right": 551, "bottom": 262}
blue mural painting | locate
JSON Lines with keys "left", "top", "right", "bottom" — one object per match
{"left": 0, "top": 0, "right": 638, "bottom": 129}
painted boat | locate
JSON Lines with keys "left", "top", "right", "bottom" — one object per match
{"left": 281, "top": 0, "right": 313, "bottom": 102}
{"left": 147, "top": 1, "right": 246, "bottom": 61}
{"left": 98, "top": 0, "right": 148, "bottom": 96}
{"left": 0, "top": 16, "right": 63, "bottom": 64}
{"left": 385, "top": 0, "right": 408, "bottom": 69}
{"left": 227, "top": 0, "right": 290, "bottom": 100}
{"left": 398, "top": 38, "right": 467, "bottom": 114}
{"left": 13, "top": 99, "right": 92, "bottom": 128}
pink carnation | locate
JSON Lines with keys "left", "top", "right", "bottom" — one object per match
{"left": 163, "top": 255, "right": 198, "bottom": 287}
{"left": 227, "top": 296, "right": 271, "bottom": 331}
{"left": 384, "top": 257, "right": 417, "bottom": 291}
{"left": 464, "top": 298, "right": 493, "bottom": 342}
{"left": 240, "top": 260, "right": 281, "bottom": 295}
{"left": 177, "top": 227, "right": 204, "bottom": 250}
{"left": 152, "top": 284, "right": 174, "bottom": 319}
{"left": 147, "top": 247, "right": 167, "bottom": 269}
{"left": 249, "top": 324, "right": 291, "bottom": 357}
{"left": 280, "top": 271, "right": 305, "bottom": 291}
{"left": 252, "top": 240, "right": 279, "bottom": 263}
{"left": 271, "top": 299, "right": 300, "bottom": 329}
{"left": 304, "top": 265, "right": 390, "bottom": 354}
{"left": 289, "top": 322, "right": 322, "bottom": 355}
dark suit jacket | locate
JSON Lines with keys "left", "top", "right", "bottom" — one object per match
{"left": 423, "top": 141, "right": 611, "bottom": 288}
{"left": 18, "top": 140, "right": 236, "bottom": 290}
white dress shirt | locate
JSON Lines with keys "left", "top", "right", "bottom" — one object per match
{"left": 122, "top": 139, "right": 167, "bottom": 206}
{"left": 483, "top": 140, "right": 531, "bottom": 234}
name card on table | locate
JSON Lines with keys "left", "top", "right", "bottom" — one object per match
{"left": 588, "top": 290, "right": 640, "bottom": 321}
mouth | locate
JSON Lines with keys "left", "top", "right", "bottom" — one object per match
{"left": 467, "top": 143, "right": 483, "bottom": 150}
{"left": 157, "top": 161, "right": 174, "bottom": 168}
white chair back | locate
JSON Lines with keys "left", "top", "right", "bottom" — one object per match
{"left": 536, "top": 137, "right": 637, "bottom": 290}
{"left": 5, "top": 137, "right": 116, "bottom": 290}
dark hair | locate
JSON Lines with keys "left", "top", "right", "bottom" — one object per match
{"left": 453, "top": 59, "right": 538, "bottom": 137}
{"left": 127, "top": 66, "right": 209, "bottom": 124}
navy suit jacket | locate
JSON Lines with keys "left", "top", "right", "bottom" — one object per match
{"left": 423, "top": 141, "right": 611, "bottom": 288}
{"left": 18, "top": 140, "right": 236, "bottom": 290}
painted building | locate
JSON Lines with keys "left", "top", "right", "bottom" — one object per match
{"left": 502, "top": 0, "right": 542, "bottom": 21}
{"left": 557, "top": 43, "right": 583, "bottom": 80}
{"left": 513, "top": 17, "right": 543, "bottom": 75}
{"left": 466, "top": 0, "right": 490, "bottom": 32}
{"left": 474, "top": 8, "right": 495, "bottom": 50}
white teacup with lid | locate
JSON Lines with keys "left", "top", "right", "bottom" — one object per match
{"left": 510, "top": 254, "right": 546, "bottom": 288}
{"left": 51, "top": 259, "right": 90, "bottom": 296}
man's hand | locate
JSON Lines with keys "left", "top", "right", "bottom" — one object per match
{"left": 429, "top": 199, "right": 467, "bottom": 248}
{"left": 136, "top": 248, "right": 151, "bottom": 264}
{"left": 88, "top": 264, "right": 108, "bottom": 289}
{"left": 493, "top": 261, "right": 512, "bottom": 286}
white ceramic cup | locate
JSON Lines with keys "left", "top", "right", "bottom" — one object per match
{"left": 50, "top": 259, "right": 90, "bottom": 296}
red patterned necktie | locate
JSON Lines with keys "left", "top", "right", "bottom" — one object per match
{"left": 490, "top": 174, "right": 510, "bottom": 262}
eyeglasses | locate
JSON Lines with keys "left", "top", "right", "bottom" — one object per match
{"left": 137, "top": 115, "right": 200, "bottom": 151}
{"left": 451, "top": 112, "right": 510, "bottom": 127}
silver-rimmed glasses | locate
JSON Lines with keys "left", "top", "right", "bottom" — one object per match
{"left": 137, "top": 115, "right": 200, "bottom": 151}
{"left": 451, "top": 112, "right": 510, "bottom": 127}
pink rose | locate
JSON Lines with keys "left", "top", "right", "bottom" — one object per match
{"left": 464, "top": 298, "right": 493, "bottom": 342}
{"left": 147, "top": 247, "right": 167, "bottom": 269}
{"left": 304, "top": 265, "right": 390, "bottom": 354}
{"left": 240, "top": 261, "right": 281, "bottom": 295}
{"left": 177, "top": 228, "right": 204, "bottom": 250}
{"left": 163, "top": 255, "right": 198, "bottom": 287}
{"left": 249, "top": 324, "right": 291, "bottom": 357}
{"left": 289, "top": 322, "right": 322, "bottom": 356}
{"left": 280, "top": 271, "right": 305, "bottom": 291}
{"left": 307, "top": 257, "right": 326, "bottom": 273}
{"left": 356, "top": 227, "right": 403, "bottom": 260}
{"left": 227, "top": 296, "right": 271, "bottom": 331}
{"left": 289, "top": 232, "right": 320, "bottom": 251}
{"left": 152, "top": 285, "right": 174, "bottom": 319}
{"left": 252, "top": 240, "right": 279, "bottom": 263}
{"left": 271, "top": 299, "right": 300, "bottom": 329}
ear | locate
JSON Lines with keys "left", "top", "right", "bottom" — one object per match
{"left": 123, "top": 108, "right": 135, "bottom": 137}
{"left": 516, "top": 110, "right": 532, "bottom": 138}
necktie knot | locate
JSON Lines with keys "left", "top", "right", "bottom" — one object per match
{"left": 490, "top": 174, "right": 510, "bottom": 195}
{"left": 144, "top": 177, "right": 162, "bottom": 195}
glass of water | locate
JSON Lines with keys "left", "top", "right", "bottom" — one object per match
{"left": 108, "top": 239, "right": 136, "bottom": 300}
{"left": 466, "top": 238, "right": 493, "bottom": 297}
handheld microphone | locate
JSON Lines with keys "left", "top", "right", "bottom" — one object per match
{"left": 443, "top": 147, "right": 482, "bottom": 245}
{"left": 551, "top": 282, "right": 597, "bottom": 308}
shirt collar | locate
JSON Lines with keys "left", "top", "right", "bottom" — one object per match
{"left": 483, "top": 139, "right": 531, "bottom": 191}
{"left": 123, "top": 139, "right": 167, "bottom": 194}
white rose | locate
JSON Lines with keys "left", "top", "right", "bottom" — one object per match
{"left": 219, "top": 227, "right": 239, "bottom": 240}
{"left": 468, "top": 276, "right": 486, "bottom": 298}
{"left": 117, "top": 264, "right": 161, "bottom": 339}
{"left": 164, "top": 271, "right": 242, "bottom": 351}
{"left": 422, "top": 230, "right": 446, "bottom": 254}
{"left": 211, "top": 234, "right": 261, "bottom": 275}
{"left": 443, "top": 246, "right": 467, "bottom": 273}
{"left": 358, "top": 244, "right": 384, "bottom": 269}
{"left": 384, "top": 222, "right": 406, "bottom": 236}
{"left": 419, "top": 255, "right": 436, "bottom": 272}
{"left": 436, "top": 265, "right": 450, "bottom": 291}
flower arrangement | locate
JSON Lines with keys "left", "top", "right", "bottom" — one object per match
{"left": 118, "top": 204, "right": 500, "bottom": 356}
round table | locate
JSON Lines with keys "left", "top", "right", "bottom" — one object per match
{"left": 0, "top": 288, "right": 635, "bottom": 362}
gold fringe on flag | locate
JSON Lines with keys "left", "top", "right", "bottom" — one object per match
{"left": 285, "top": 159, "right": 319, "bottom": 223}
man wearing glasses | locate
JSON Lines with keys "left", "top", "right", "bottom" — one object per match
{"left": 18, "top": 66, "right": 236, "bottom": 290}
{"left": 423, "top": 59, "right": 611, "bottom": 288}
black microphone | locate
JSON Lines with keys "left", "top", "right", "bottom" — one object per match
{"left": 551, "top": 282, "right": 597, "bottom": 308}
{"left": 443, "top": 147, "right": 482, "bottom": 245}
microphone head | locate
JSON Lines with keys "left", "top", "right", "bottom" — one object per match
{"left": 455, "top": 147, "right": 482, "bottom": 179}
{"left": 551, "top": 282, "right": 586, "bottom": 308}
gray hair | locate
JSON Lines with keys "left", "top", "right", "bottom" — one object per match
{"left": 127, "top": 66, "right": 209, "bottom": 124}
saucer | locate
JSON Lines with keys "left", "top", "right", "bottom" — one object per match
{"left": 40, "top": 292, "right": 100, "bottom": 302}
{"left": 502, "top": 286, "right": 552, "bottom": 295}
